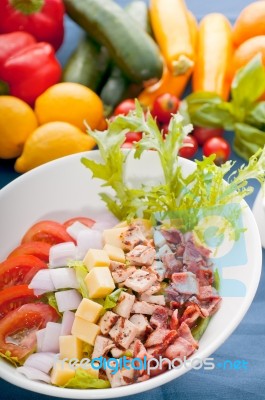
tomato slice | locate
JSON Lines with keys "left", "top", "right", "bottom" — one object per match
{"left": 63, "top": 216, "right": 95, "bottom": 229}
{"left": 21, "top": 220, "right": 75, "bottom": 245}
{"left": 7, "top": 242, "right": 51, "bottom": 263}
{"left": 0, "top": 285, "right": 38, "bottom": 319}
{"left": 0, "top": 255, "right": 47, "bottom": 290}
{"left": 0, "top": 303, "right": 58, "bottom": 359}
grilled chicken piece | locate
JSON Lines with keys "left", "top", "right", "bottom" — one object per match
{"left": 129, "top": 314, "right": 153, "bottom": 339}
{"left": 106, "top": 362, "right": 135, "bottom": 388}
{"left": 121, "top": 225, "right": 149, "bottom": 251}
{"left": 124, "top": 269, "right": 157, "bottom": 293}
{"left": 140, "top": 294, "right": 166, "bottom": 306}
{"left": 91, "top": 335, "right": 114, "bottom": 359}
{"left": 126, "top": 245, "right": 156, "bottom": 266}
{"left": 131, "top": 301, "right": 156, "bottom": 315}
{"left": 99, "top": 311, "right": 119, "bottom": 335}
{"left": 109, "top": 317, "right": 138, "bottom": 349}
{"left": 113, "top": 292, "right": 135, "bottom": 319}
{"left": 109, "top": 261, "right": 136, "bottom": 283}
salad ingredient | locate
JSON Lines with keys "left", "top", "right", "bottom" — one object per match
{"left": 232, "top": 1, "right": 265, "bottom": 47}
{"left": 51, "top": 361, "right": 75, "bottom": 386}
{"left": 71, "top": 317, "right": 101, "bottom": 345}
{"left": 178, "top": 135, "right": 198, "bottom": 159}
{"left": 17, "top": 366, "right": 51, "bottom": 383}
{"left": 126, "top": 0, "right": 153, "bottom": 35}
{"left": 49, "top": 268, "right": 79, "bottom": 290}
{"left": 22, "top": 220, "right": 74, "bottom": 246}
{"left": 232, "top": 36, "right": 265, "bottom": 78}
{"left": 64, "top": 0, "right": 163, "bottom": 83}
{"left": 7, "top": 242, "right": 51, "bottom": 263}
{"left": 76, "top": 230, "right": 103, "bottom": 259}
{"left": 82, "top": 101, "right": 265, "bottom": 222}
{"left": 83, "top": 249, "right": 110, "bottom": 271}
{"left": 24, "top": 352, "right": 55, "bottom": 374}
{"left": 125, "top": 132, "right": 142, "bottom": 144}
{"left": 61, "top": 311, "right": 75, "bottom": 336}
{"left": 85, "top": 267, "right": 115, "bottom": 299}
{"left": 62, "top": 36, "right": 110, "bottom": 91}
{"left": 0, "top": 41, "right": 61, "bottom": 105}
{"left": 64, "top": 217, "right": 95, "bottom": 229}
{"left": 0, "top": 303, "right": 58, "bottom": 359}
{"left": 100, "top": 66, "right": 130, "bottom": 111}
{"left": 0, "top": 255, "right": 47, "bottom": 289}
{"left": 0, "top": 0, "right": 65, "bottom": 51}
{"left": 14, "top": 121, "right": 96, "bottom": 173}
{"left": 0, "top": 32, "right": 35, "bottom": 72}
{"left": 59, "top": 335, "right": 82, "bottom": 360}
{"left": 55, "top": 289, "right": 82, "bottom": 313}
{"left": 203, "top": 137, "right": 231, "bottom": 165}
{"left": 102, "top": 228, "right": 128, "bottom": 248}
{"left": 186, "top": 55, "right": 265, "bottom": 160}
{"left": 193, "top": 126, "right": 224, "bottom": 146}
{"left": 29, "top": 270, "right": 55, "bottom": 294}
{"left": 103, "top": 244, "right": 126, "bottom": 263}
{"left": 0, "top": 286, "right": 37, "bottom": 319}
{"left": 41, "top": 322, "right": 62, "bottom": 352}
{"left": 152, "top": 93, "right": 180, "bottom": 124}
{"left": 75, "top": 298, "right": 103, "bottom": 323}
{"left": 192, "top": 13, "right": 233, "bottom": 100}
{"left": 35, "top": 82, "right": 104, "bottom": 131}
{"left": 150, "top": 0, "right": 194, "bottom": 76}
{"left": 114, "top": 99, "right": 136, "bottom": 116}
{"left": 0, "top": 96, "right": 38, "bottom": 159}
{"left": 61, "top": 367, "right": 110, "bottom": 389}
{"left": 49, "top": 242, "right": 77, "bottom": 268}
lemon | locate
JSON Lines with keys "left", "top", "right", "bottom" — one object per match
{"left": 15, "top": 121, "right": 96, "bottom": 173}
{"left": 0, "top": 96, "right": 38, "bottom": 159}
{"left": 35, "top": 82, "right": 104, "bottom": 132}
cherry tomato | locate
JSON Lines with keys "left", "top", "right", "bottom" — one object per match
{"left": 0, "top": 255, "right": 47, "bottom": 290}
{"left": 0, "top": 285, "right": 38, "bottom": 319}
{"left": 178, "top": 135, "right": 198, "bottom": 159}
{"left": 113, "top": 99, "right": 136, "bottom": 116}
{"left": 152, "top": 93, "right": 180, "bottom": 124}
{"left": 203, "top": 137, "right": 231, "bottom": 165}
{"left": 21, "top": 220, "right": 75, "bottom": 245}
{"left": 121, "top": 142, "right": 134, "bottom": 149}
{"left": 193, "top": 127, "right": 224, "bottom": 146}
{"left": 7, "top": 242, "right": 51, "bottom": 263}
{"left": 125, "top": 132, "right": 142, "bottom": 143}
{"left": 0, "top": 303, "right": 58, "bottom": 359}
{"left": 63, "top": 217, "right": 95, "bottom": 229}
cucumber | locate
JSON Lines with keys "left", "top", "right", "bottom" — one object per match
{"left": 100, "top": 0, "right": 151, "bottom": 110}
{"left": 62, "top": 35, "right": 110, "bottom": 92}
{"left": 63, "top": 0, "right": 163, "bottom": 83}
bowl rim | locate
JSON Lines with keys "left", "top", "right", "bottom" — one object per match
{"left": 0, "top": 151, "right": 262, "bottom": 399}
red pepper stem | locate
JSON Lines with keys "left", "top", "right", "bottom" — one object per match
{"left": 9, "top": 0, "right": 44, "bottom": 15}
{"left": 0, "top": 81, "right": 9, "bottom": 95}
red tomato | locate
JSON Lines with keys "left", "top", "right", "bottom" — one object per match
{"left": 125, "top": 132, "right": 142, "bottom": 143}
{"left": 63, "top": 217, "right": 95, "bottom": 229}
{"left": 178, "top": 135, "right": 198, "bottom": 159}
{"left": 121, "top": 142, "right": 134, "bottom": 149}
{"left": 152, "top": 93, "right": 180, "bottom": 124}
{"left": 0, "top": 303, "right": 58, "bottom": 359}
{"left": 7, "top": 242, "right": 51, "bottom": 263}
{"left": 21, "top": 220, "right": 74, "bottom": 245}
{"left": 0, "top": 255, "right": 47, "bottom": 290}
{"left": 0, "top": 285, "right": 38, "bottom": 319}
{"left": 113, "top": 99, "right": 136, "bottom": 116}
{"left": 193, "top": 127, "right": 224, "bottom": 146}
{"left": 203, "top": 137, "right": 231, "bottom": 165}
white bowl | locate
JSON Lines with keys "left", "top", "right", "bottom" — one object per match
{"left": 0, "top": 150, "right": 262, "bottom": 399}
{"left": 252, "top": 189, "right": 265, "bottom": 248}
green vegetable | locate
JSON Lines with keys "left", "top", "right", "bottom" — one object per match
{"left": 62, "top": 35, "right": 110, "bottom": 92}
{"left": 64, "top": 369, "right": 110, "bottom": 389}
{"left": 82, "top": 100, "right": 265, "bottom": 226}
{"left": 63, "top": 0, "right": 163, "bottom": 83}
{"left": 126, "top": 0, "right": 153, "bottom": 35}
{"left": 185, "top": 54, "right": 265, "bottom": 160}
{"left": 103, "top": 288, "right": 125, "bottom": 309}
{"left": 68, "top": 261, "right": 89, "bottom": 298}
{"left": 213, "top": 269, "right": 221, "bottom": 292}
{"left": 191, "top": 318, "right": 210, "bottom": 341}
{"left": 0, "top": 351, "right": 21, "bottom": 367}
{"left": 45, "top": 292, "right": 61, "bottom": 316}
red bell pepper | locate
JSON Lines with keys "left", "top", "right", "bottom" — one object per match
{"left": 0, "top": 33, "right": 62, "bottom": 105}
{"left": 0, "top": 0, "right": 64, "bottom": 51}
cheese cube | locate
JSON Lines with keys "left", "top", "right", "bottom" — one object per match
{"left": 85, "top": 267, "right": 115, "bottom": 298}
{"left": 83, "top": 249, "right": 110, "bottom": 271}
{"left": 114, "top": 221, "right": 128, "bottom": 228}
{"left": 71, "top": 316, "right": 100, "bottom": 345}
{"left": 102, "top": 227, "right": 128, "bottom": 249}
{"left": 103, "top": 244, "right": 125, "bottom": 263}
{"left": 50, "top": 361, "right": 75, "bottom": 386}
{"left": 75, "top": 298, "right": 103, "bottom": 323}
{"left": 59, "top": 335, "right": 83, "bottom": 360}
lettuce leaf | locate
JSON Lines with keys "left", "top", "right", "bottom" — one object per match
{"left": 0, "top": 351, "right": 22, "bottom": 367}
{"left": 68, "top": 261, "right": 89, "bottom": 298}
{"left": 64, "top": 369, "right": 110, "bottom": 389}
{"left": 45, "top": 292, "right": 61, "bottom": 316}
{"left": 103, "top": 288, "right": 125, "bottom": 309}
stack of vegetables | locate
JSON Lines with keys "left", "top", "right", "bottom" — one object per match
{"left": 1, "top": 0, "right": 265, "bottom": 171}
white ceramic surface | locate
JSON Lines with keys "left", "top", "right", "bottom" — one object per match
{"left": 252, "top": 189, "right": 265, "bottom": 248}
{"left": 0, "top": 150, "right": 262, "bottom": 399}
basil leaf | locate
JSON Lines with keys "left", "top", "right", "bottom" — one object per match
{"left": 246, "top": 102, "right": 265, "bottom": 129}
{"left": 232, "top": 54, "right": 265, "bottom": 109}
{"left": 233, "top": 123, "right": 263, "bottom": 160}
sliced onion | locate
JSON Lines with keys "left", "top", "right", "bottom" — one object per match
{"left": 61, "top": 310, "right": 75, "bottom": 336}
{"left": 41, "top": 322, "right": 62, "bottom": 353}
{"left": 36, "top": 328, "right": 46, "bottom": 352}
{"left": 17, "top": 366, "right": 51, "bottom": 384}
{"left": 24, "top": 352, "right": 56, "bottom": 374}
{"left": 76, "top": 229, "right": 103, "bottom": 259}
{"left": 29, "top": 270, "right": 55, "bottom": 293}
{"left": 50, "top": 268, "right": 79, "bottom": 290}
{"left": 49, "top": 242, "right": 77, "bottom": 268}
{"left": 55, "top": 289, "right": 82, "bottom": 312}
{"left": 66, "top": 221, "right": 90, "bottom": 241}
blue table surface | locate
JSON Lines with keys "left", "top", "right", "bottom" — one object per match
{"left": 1, "top": 1, "right": 265, "bottom": 399}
